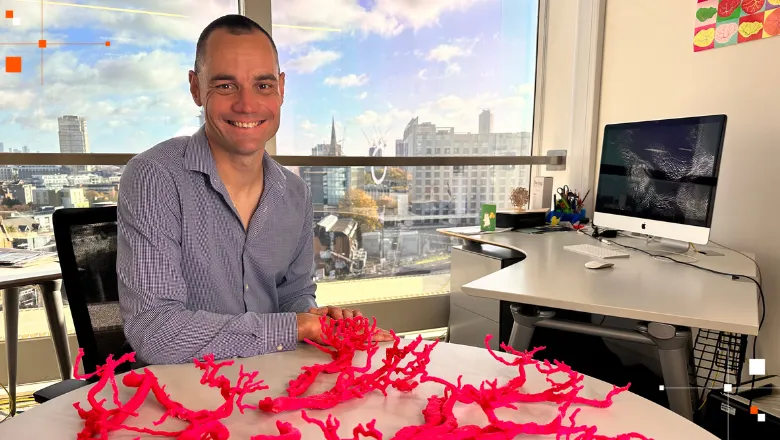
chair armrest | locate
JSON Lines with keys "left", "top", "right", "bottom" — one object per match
{"left": 33, "top": 379, "right": 90, "bottom": 404}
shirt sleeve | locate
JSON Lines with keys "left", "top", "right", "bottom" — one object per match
{"left": 277, "top": 185, "right": 318, "bottom": 313}
{"left": 117, "top": 157, "right": 298, "bottom": 365}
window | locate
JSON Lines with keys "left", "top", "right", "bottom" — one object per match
{"left": 0, "top": 2, "right": 238, "bottom": 154}
{"left": 271, "top": 1, "right": 538, "bottom": 157}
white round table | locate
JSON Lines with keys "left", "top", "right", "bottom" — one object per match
{"left": 0, "top": 340, "right": 717, "bottom": 439}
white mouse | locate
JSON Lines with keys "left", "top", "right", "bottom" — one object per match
{"left": 585, "top": 260, "right": 614, "bottom": 270}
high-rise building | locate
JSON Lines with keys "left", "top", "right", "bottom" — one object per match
{"left": 399, "top": 112, "right": 531, "bottom": 223}
{"left": 22, "top": 145, "right": 29, "bottom": 153}
{"left": 58, "top": 115, "right": 90, "bottom": 173}
{"left": 0, "top": 142, "right": 4, "bottom": 153}
{"left": 479, "top": 109, "right": 493, "bottom": 135}
{"left": 58, "top": 116, "right": 89, "bottom": 154}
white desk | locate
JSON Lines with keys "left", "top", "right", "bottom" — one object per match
{"left": 0, "top": 262, "right": 71, "bottom": 416}
{"left": 439, "top": 228, "right": 760, "bottom": 421}
{"left": 0, "top": 340, "right": 717, "bottom": 439}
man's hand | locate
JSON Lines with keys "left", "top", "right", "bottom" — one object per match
{"left": 308, "top": 305, "right": 361, "bottom": 320}
{"left": 297, "top": 306, "right": 394, "bottom": 342}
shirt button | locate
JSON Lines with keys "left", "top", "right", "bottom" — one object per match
{"left": 277, "top": 345, "right": 284, "bottom": 351}
{"left": 244, "top": 284, "right": 249, "bottom": 291}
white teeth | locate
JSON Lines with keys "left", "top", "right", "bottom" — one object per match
{"left": 230, "top": 121, "right": 261, "bottom": 128}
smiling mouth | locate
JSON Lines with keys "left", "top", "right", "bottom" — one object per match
{"left": 227, "top": 120, "right": 265, "bottom": 129}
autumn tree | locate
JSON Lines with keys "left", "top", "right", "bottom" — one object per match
{"left": 377, "top": 195, "right": 397, "bottom": 209}
{"left": 338, "top": 189, "right": 381, "bottom": 232}
{"left": 387, "top": 167, "right": 411, "bottom": 183}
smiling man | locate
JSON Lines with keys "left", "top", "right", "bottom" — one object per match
{"left": 117, "top": 15, "right": 391, "bottom": 365}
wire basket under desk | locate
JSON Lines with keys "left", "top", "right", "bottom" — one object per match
{"left": 692, "top": 329, "right": 748, "bottom": 401}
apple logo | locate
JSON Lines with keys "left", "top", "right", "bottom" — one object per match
{"left": 641, "top": 223, "right": 646, "bottom": 230}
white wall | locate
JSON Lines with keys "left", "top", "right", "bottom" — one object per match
{"left": 536, "top": 0, "right": 605, "bottom": 215}
{"left": 598, "top": 0, "right": 780, "bottom": 371}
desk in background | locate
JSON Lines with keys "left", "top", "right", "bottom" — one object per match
{"left": 1, "top": 262, "right": 71, "bottom": 415}
{"left": 439, "top": 227, "right": 760, "bottom": 421}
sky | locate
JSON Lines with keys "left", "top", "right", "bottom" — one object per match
{"left": 0, "top": 0, "right": 538, "bottom": 156}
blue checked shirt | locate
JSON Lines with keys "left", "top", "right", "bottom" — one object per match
{"left": 117, "top": 126, "right": 317, "bottom": 365}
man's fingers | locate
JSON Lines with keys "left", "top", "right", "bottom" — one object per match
{"left": 329, "top": 307, "right": 344, "bottom": 320}
{"left": 309, "top": 307, "right": 328, "bottom": 316}
{"left": 372, "top": 328, "right": 394, "bottom": 342}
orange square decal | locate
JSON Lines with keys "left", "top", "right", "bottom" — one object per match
{"left": 750, "top": 406, "right": 759, "bottom": 415}
{"left": 5, "top": 10, "right": 12, "bottom": 19}
{"left": 5, "top": 56, "right": 21, "bottom": 73}
{"left": 105, "top": 41, "right": 111, "bottom": 46}
{"left": 38, "top": 39, "right": 47, "bottom": 48}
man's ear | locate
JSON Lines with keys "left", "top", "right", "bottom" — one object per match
{"left": 279, "top": 71, "right": 286, "bottom": 105}
{"left": 188, "top": 70, "right": 202, "bottom": 106}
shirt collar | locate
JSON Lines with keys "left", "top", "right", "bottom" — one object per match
{"left": 184, "top": 125, "right": 287, "bottom": 194}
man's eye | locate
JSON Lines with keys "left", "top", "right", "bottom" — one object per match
{"left": 258, "top": 84, "right": 271, "bottom": 90}
{"left": 216, "top": 84, "right": 233, "bottom": 90}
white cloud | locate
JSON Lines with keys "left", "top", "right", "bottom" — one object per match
{"left": 356, "top": 91, "right": 368, "bottom": 100}
{"left": 2, "top": 0, "right": 236, "bottom": 45}
{"left": 272, "top": 0, "right": 488, "bottom": 49}
{"left": 445, "top": 63, "right": 462, "bottom": 76}
{"left": 426, "top": 38, "right": 479, "bottom": 62}
{"left": 300, "top": 120, "right": 317, "bottom": 130}
{"left": 324, "top": 74, "right": 369, "bottom": 88}
{"left": 285, "top": 49, "right": 341, "bottom": 74}
{"left": 427, "top": 44, "right": 470, "bottom": 62}
{"left": 418, "top": 69, "right": 428, "bottom": 80}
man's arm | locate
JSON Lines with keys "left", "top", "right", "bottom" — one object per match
{"left": 117, "top": 157, "right": 298, "bottom": 364}
{"left": 277, "top": 185, "right": 318, "bottom": 313}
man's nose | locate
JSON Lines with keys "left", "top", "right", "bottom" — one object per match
{"left": 233, "top": 87, "right": 259, "bottom": 114}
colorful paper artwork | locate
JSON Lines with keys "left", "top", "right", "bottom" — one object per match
{"left": 695, "top": 0, "right": 780, "bottom": 51}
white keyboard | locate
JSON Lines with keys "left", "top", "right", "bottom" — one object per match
{"left": 563, "top": 244, "right": 630, "bottom": 259}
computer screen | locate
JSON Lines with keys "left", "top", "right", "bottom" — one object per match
{"left": 595, "top": 115, "right": 726, "bottom": 228}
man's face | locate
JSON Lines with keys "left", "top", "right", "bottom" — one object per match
{"left": 189, "top": 29, "right": 285, "bottom": 157}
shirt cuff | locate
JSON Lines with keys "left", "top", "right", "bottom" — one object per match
{"left": 264, "top": 312, "right": 298, "bottom": 353}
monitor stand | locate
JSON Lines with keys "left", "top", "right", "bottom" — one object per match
{"left": 619, "top": 232, "right": 693, "bottom": 254}
{"left": 647, "top": 237, "right": 692, "bottom": 254}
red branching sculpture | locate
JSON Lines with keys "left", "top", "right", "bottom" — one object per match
{"left": 302, "top": 410, "right": 382, "bottom": 440}
{"left": 71, "top": 316, "right": 652, "bottom": 440}
{"left": 391, "top": 335, "right": 650, "bottom": 440}
{"left": 257, "top": 316, "right": 436, "bottom": 413}
{"left": 249, "top": 420, "right": 302, "bottom": 440}
{"left": 72, "top": 350, "right": 268, "bottom": 439}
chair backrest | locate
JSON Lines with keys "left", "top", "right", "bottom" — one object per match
{"left": 53, "top": 206, "right": 130, "bottom": 375}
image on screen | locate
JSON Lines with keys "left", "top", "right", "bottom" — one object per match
{"left": 595, "top": 115, "right": 726, "bottom": 228}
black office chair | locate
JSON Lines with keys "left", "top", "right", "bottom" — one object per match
{"left": 33, "top": 206, "right": 132, "bottom": 403}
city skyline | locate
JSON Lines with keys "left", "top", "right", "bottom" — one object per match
{"left": 0, "top": 0, "right": 538, "bottom": 157}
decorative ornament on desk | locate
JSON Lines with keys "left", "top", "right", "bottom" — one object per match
{"left": 509, "top": 187, "right": 530, "bottom": 211}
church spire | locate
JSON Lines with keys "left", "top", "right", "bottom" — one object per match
{"left": 330, "top": 116, "right": 337, "bottom": 151}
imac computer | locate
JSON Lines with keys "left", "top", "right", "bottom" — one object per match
{"left": 593, "top": 114, "right": 727, "bottom": 245}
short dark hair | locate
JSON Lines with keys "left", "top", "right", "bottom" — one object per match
{"left": 194, "top": 14, "right": 279, "bottom": 74}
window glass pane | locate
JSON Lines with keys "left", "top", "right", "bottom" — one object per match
{"left": 291, "top": 165, "right": 530, "bottom": 289}
{"left": 272, "top": 0, "right": 538, "bottom": 156}
{"left": 0, "top": 2, "right": 238, "bottom": 154}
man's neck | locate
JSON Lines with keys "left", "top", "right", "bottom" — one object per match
{"left": 209, "top": 144, "right": 265, "bottom": 194}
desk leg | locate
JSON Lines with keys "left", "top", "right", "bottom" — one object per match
{"left": 39, "top": 280, "right": 72, "bottom": 380}
{"left": 508, "top": 304, "right": 555, "bottom": 352}
{"left": 639, "top": 322, "right": 696, "bottom": 421}
{"left": 2, "top": 287, "right": 20, "bottom": 416}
